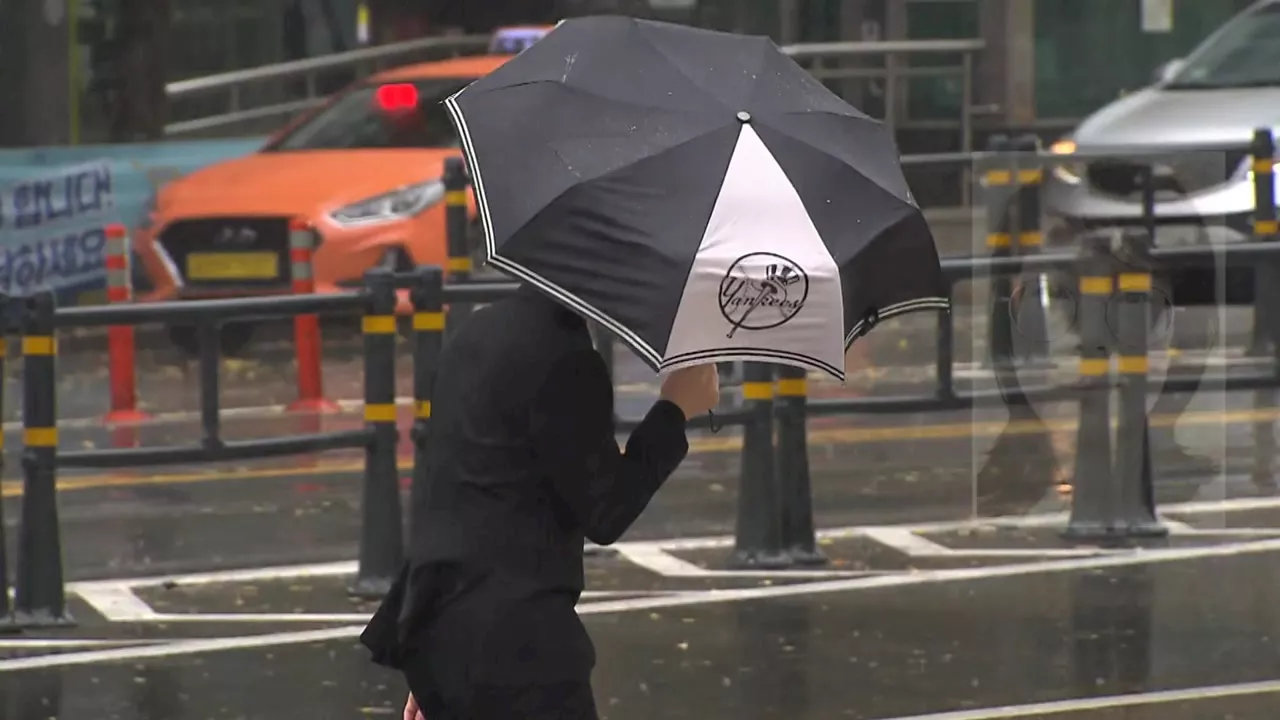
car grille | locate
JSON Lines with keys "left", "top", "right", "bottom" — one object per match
{"left": 1085, "top": 151, "right": 1248, "bottom": 201}
{"left": 158, "top": 217, "right": 292, "bottom": 291}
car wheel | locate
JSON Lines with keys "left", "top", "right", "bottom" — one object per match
{"left": 167, "top": 322, "right": 256, "bottom": 359}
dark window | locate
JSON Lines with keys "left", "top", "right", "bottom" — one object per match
{"left": 266, "top": 78, "right": 473, "bottom": 151}
{"left": 1166, "top": 2, "right": 1280, "bottom": 89}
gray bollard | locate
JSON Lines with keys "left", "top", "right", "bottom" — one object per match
{"left": 775, "top": 365, "right": 825, "bottom": 566}
{"left": 1112, "top": 232, "right": 1167, "bottom": 537}
{"left": 13, "top": 290, "right": 73, "bottom": 628}
{"left": 983, "top": 135, "right": 1016, "bottom": 369}
{"left": 1012, "top": 133, "right": 1050, "bottom": 364}
{"left": 351, "top": 268, "right": 406, "bottom": 598}
{"left": 729, "top": 363, "right": 792, "bottom": 569}
{"left": 1063, "top": 236, "right": 1117, "bottom": 541}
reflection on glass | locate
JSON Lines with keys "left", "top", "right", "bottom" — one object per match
{"left": 733, "top": 600, "right": 813, "bottom": 719}
{"left": 1070, "top": 567, "right": 1154, "bottom": 697}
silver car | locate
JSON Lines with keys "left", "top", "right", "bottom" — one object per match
{"left": 1044, "top": 0, "right": 1280, "bottom": 303}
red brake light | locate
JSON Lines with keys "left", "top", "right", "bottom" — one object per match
{"left": 375, "top": 83, "right": 419, "bottom": 111}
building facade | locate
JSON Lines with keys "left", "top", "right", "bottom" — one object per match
{"left": 0, "top": 0, "right": 1263, "bottom": 147}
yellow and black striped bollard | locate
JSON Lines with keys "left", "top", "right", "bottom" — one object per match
{"left": 1013, "top": 134, "right": 1050, "bottom": 363}
{"left": 729, "top": 363, "right": 792, "bottom": 569}
{"left": 351, "top": 268, "right": 404, "bottom": 598}
{"left": 13, "top": 290, "right": 73, "bottom": 627}
{"left": 408, "top": 266, "right": 444, "bottom": 538}
{"left": 1251, "top": 127, "right": 1278, "bottom": 355}
{"left": 443, "top": 157, "right": 473, "bottom": 341}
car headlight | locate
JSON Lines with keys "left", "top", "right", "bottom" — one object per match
{"left": 1048, "top": 139, "right": 1083, "bottom": 184}
{"left": 329, "top": 181, "right": 444, "bottom": 226}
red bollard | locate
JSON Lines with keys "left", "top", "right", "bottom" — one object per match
{"left": 286, "top": 218, "right": 340, "bottom": 414}
{"left": 103, "top": 223, "right": 150, "bottom": 428}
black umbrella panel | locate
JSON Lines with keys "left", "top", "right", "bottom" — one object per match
{"left": 444, "top": 15, "right": 948, "bottom": 381}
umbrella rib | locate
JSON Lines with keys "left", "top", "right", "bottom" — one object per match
{"left": 630, "top": 28, "right": 741, "bottom": 114}
{"left": 765, "top": 115, "right": 917, "bottom": 208}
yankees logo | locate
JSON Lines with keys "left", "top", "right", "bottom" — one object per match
{"left": 718, "top": 252, "right": 809, "bottom": 338}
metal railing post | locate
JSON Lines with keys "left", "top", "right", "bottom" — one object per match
{"left": 1250, "top": 128, "right": 1277, "bottom": 356}
{"left": 1063, "top": 236, "right": 1116, "bottom": 541}
{"left": 775, "top": 365, "right": 825, "bottom": 566}
{"left": 729, "top": 363, "right": 792, "bottom": 569}
{"left": 198, "top": 318, "right": 222, "bottom": 451}
{"left": 1113, "top": 231, "right": 1166, "bottom": 538}
{"left": 13, "top": 290, "right": 73, "bottom": 628}
{"left": 351, "top": 268, "right": 404, "bottom": 598}
{"left": 983, "top": 134, "right": 1016, "bottom": 369}
{"left": 443, "top": 157, "right": 473, "bottom": 343}
{"left": 408, "top": 266, "right": 444, "bottom": 539}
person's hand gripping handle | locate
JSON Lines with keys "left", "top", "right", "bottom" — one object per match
{"left": 659, "top": 365, "right": 721, "bottom": 421}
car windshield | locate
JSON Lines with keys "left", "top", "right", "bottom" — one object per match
{"left": 267, "top": 78, "right": 473, "bottom": 151}
{"left": 1165, "top": 3, "right": 1280, "bottom": 89}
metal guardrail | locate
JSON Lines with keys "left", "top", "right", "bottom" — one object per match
{"left": 162, "top": 36, "right": 986, "bottom": 145}
{"left": 164, "top": 34, "right": 492, "bottom": 137}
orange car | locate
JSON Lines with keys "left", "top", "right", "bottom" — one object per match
{"left": 134, "top": 27, "right": 554, "bottom": 334}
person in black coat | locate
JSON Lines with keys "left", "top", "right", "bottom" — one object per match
{"left": 361, "top": 286, "right": 720, "bottom": 720}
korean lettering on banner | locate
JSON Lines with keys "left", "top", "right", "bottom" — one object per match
{"left": 0, "top": 162, "right": 114, "bottom": 297}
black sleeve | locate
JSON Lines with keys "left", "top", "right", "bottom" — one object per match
{"left": 530, "top": 349, "right": 690, "bottom": 546}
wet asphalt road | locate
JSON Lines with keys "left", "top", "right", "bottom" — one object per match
{"left": 0, "top": 304, "right": 1278, "bottom": 718}
{"left": 6, "top": 550, "right": 1280, "bottom": 719}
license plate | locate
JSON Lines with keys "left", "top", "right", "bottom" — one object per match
{"left": 186, "top": 252, "right": 279, "bottom": 280}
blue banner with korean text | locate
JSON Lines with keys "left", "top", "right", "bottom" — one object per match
{"left": 0, "top": 161, "right": 117, "bottom": 306}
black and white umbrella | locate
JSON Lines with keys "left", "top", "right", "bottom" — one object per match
{"left": 445, "top": 16, "right": 948, "bottom": 381}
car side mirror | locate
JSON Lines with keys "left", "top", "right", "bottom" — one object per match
{"left": 1153, "top": 57, "right": 1185, "bottom": 84}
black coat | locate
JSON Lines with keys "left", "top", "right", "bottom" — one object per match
{"left": 361, "top": 287, "right": 689, "bottom": 713}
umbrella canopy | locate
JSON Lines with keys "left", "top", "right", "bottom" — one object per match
{"left": 444, "top": 15, "right": 948, "bottom": 381}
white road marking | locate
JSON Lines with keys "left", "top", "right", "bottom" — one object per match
{"left": 66, "top": 494, "right": 1280, "bottom": 612}
{"left": 657, "top": 494, "right": 1280, "bottom": 552}
{"left": 943, "top": 548, "right": 1124, "bottom": 558}
{"left": 142, "top": 613, "right": 373, "bottom": 623}
{"left": 21, "top": 535, "right": 1280, "bottom": 671}
{"left": 70, "top": 582, "right": 160, "bottom": 621}
{"left": 0, "top": 638, "right": 161, "bottom": 648}
{"left": 878, "top": 677, "right": 1280, "bottom": 719}
{"left": 861, "top": 528, "right": 954, "bottom": 556}
{"left": 611, "top": 543, "right": 866, "bottom": 579}
{"left": 114, "top": 560, "right": 358, "bottom": 589}
{"left": 613, "top": 544, "right": 712, "bottom": 576}
{"left": 125, "top": 592, "right": 684, "bottom": 624}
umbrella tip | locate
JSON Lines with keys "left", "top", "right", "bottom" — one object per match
{"left": 736, "top": 110, "right": 752, "bottom": 123}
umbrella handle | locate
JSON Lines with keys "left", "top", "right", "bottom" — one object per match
{"left": 707, "top": 410, "right": 721, "bottom": 434}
